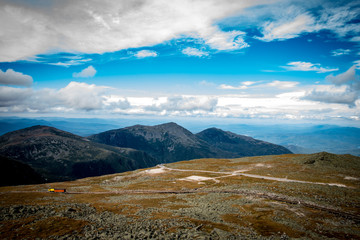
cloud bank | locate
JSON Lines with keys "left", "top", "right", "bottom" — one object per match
{"left": 304, "top": 65, "right": 360, "bottom": 107}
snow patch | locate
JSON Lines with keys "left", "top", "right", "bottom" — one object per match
{"left": 179, "top": 175, "right": 219, "bottom": 183}
{"left": 344, "top": 176, "right": 359, "bottom": 180}
{"left": 144, "top": 168, "right": 166, "bottom": 174}
{"left": 255, "top": 163, "right": 272, "bottom": 168}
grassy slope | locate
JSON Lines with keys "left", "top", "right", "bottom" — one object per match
{"left": 0, "top": 153, "right": 359, "bottom": 239}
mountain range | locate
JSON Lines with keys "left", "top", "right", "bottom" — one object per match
{"left": 89, "top": 122, "right": 291, "bottom": 163}
{"left": 0, "top": 122, "right": 291, "bottom": 185}
{"left": 1, "top": 117, "right": 359, "bottom": 156}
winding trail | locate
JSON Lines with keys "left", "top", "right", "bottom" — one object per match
{"left": 158, "top": 164, "right": 348, "bottom": 188}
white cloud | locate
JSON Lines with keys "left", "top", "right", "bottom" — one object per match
{"left": 58, "top": 82, "right": 107, "bottom": 111}
{"left": 219, "top": 81, "right": 257, "bottom": 90}
{"left": 1, "top": 80, "right": 359, "bottom": 122}
{"left": 0, "top": 86, "right": 32, "bottom": 107}
{"left": 326, "top": 65, "right": 357, "bottom": 85}
{"left": 353, "top": 60, "right": 360, "bottom": 69}
{"left": 0, "top": 69, "right": 33, "bottom": 86}
{"left": 219, "top": 84, "right": 248, "bottom": 90}
{"left": 147, "top": 96, "right": 218, "bottom": 112}
{"left": 267, "top": 80, "right": 299, "bottom": 89}
{"left": 259, "top": 14, "right": 315, "bottom": 41}
{"left": 350, "top": 36, "right": 360, "bottom": 42}
{"left": 182, "top": 47, "right": 209, "bottom": 57}
{"left": 0, "top": 0, "right": 271, "bottom": 62}
{"left": 316, "top": 3, "right": 360, "bottom": 38}
{"left": 201, "top": 28, "right": 249, "bottom": 51}
{"left": 134, "top": 50, "right": 158, "bottom": 58}
{"left": 73, "top": 66, "right": 97, "bottom": 78}
{"left": 305, "top": 88, "right": 358, "bottom": 106}
{"left": 242, "top": 81, "right": 256, "bottom": 86}
{"left": 254, "top": 1, "right": 360, "bottom": 42}
{"left": 331, "top": 49, "right": 351, "bottom": 57}
{"left": 304, "top": 65, "right": 360, "bottom": 107}
{"left": 48, "top": 57, "right": 92, "bottom": 67}
{"left": 283, "top": 61, "right": 338, "bottom": 73}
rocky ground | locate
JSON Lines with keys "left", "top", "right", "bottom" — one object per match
{"left": 0, "top": 153, "right": 359, "bottom": 239}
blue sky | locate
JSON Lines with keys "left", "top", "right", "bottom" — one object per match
{"left": 0, "top": 0, "right": 360, "bottom": 125}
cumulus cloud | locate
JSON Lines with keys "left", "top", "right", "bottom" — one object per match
{"left": 283, "top": 61, "right": 338, "bottom": 73}
{"left": 304, "top": 65, "right": 360, "bottom": 107}
{"left": 0, "top": 0, "right": 272, "bottom": 62}
{"left": 0, "top": 81, "right": 112, "bottom": 113}
{"left": 182, "top": 47, "right": 209, "bottom": 57}
{"left": 0, "top": 69, "right": 33, "bottom": 86}
{"left": 73, "top": 66, "right": 97, "bottom": 78}
{"left": 134, "top": 50, "right": 158, "bottom": 58}
{"left": 326, "top": 65, "right": 357, "bottom": 85}
{"left": 305, "top": 88, "right": 358, "bottom": 106}
{"left": 147, "top": 96, "right": 218, "bottom": 113}
{"left": 57, "top": 82, "right": 107, "bottom": 111}
{"left": 103, "top": 95, "right": 131, "bottom": 109}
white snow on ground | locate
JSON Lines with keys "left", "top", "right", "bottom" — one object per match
{"left": 239, "top": 173, "right": 347, "bottom": 188}
{"left": 179, "top": 175, "right": 219, "bottom": 183}
{"left": 144, "top": 168, "right": 166, "bottom": 174}
{"left": 158, "top": 165, "right": 349, "bottom": 188}
{"left": 344, "top": 176, "right": 359, "bottom": 180}
{"left": 255, "top": 163, "right": 272, "bottom": 168}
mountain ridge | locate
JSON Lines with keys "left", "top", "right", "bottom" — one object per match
{"left": 89, "top": 122, "right": 292, "bottom": 162}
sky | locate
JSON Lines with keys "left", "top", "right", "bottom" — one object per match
{"left": 0, "top": 0, "right": 360, "bottom": 126}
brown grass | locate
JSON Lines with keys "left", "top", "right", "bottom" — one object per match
{"left": 0, "top": 216, "right": 88, "bottom": 239}
{"left": 182, "top": 217, "right": 235, "bottom": 233}
{"left": 0, "top": 192, "right": 60, "bottom": 206}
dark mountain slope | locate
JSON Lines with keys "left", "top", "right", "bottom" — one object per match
{"left": 0, "top": 155, "right": 44, "bottom": 186}
{"left": 89, "top": 122, "right": 292, "bottom": 162}
{"left": 196, "top": 128, "right": 292, "bottom": 157}
{"left": 89, "top": 122, "right": 219, "bottom": 163}
{"left": 0, "top": 125, "right": 157, "bottom": 183}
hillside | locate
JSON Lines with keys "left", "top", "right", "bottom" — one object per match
{"left": 0, "top": 152, "right": 359, "bottom": 239}
{"left": 196, "top": 128, "right": 292, "bottom": 156}
{"left": 89, "top": 122, "right": 291, "bottom": 163}
{"left": 0, "top": 156, "right": 44, "bottom": 186}
{"left": 0, "top": 125, "right": 157, "bottom": 182}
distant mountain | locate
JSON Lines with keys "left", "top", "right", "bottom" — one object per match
{"left": 0, "top": 126, "right": 157, "bottom": 183}
{"left": 0, "top": 117, "right": 121, "bottom": 136}
{"left": 196, "top": 128, "right": 292, "bottom": 156}
{"left": 255, "top": 126, "right": 360, "bottom": 156}
{"left": 0, "top": 155, "right": 44, "bottom": 186}
{"left": 89, "top": 122, "right": 292, "bottom": 163}
{"left": 89, "top": 122, "right": 219, "bottom": 163}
